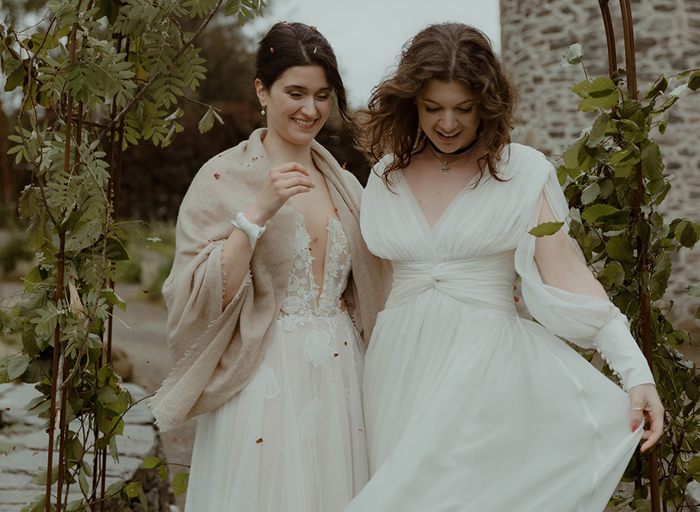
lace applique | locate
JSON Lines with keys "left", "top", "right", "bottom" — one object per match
{"left": 244, "top": 363, "right": 281, "bottom": 400}
{"left": 277, "top": 215, "right": 352, "bottom": 332}
{"left": 304, "top": 329, "right": 334, "bottom": 367}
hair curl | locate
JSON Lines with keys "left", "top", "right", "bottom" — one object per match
{"left": 355, "top": 23, "right": 519, "bottom": 185}
{"left": 255, "top": 22, "right": 350, "bottom": 124}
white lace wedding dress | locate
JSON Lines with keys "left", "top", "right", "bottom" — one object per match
{"left": 184, "top": 215, "right": 368, "bottom": 512}
{"left": 344, "top": 144, "right": 654, "bottom": 512}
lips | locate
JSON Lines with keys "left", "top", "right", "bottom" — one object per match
{"left": 436, "top": 130, "right": 461, "bottom": 142}
{"left": 293, "top": 118, "right": 316, "bottom": 129}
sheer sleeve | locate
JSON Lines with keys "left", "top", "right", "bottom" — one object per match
{"left": 514, "top": 161, "right": 655, "bottom": 391}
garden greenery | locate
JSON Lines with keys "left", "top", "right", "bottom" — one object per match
{"left": 532, "top": 44, "right": 700, "bottom": 511}
{"left": 0, "top": 0, "right": 265, "bottom": 510}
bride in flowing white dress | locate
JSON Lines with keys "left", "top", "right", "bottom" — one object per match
{"left": 150, "top": 23, "right": 383, "bottom": 512}
{"left": 345, "top": 23, "right": 664, "bottom": 512}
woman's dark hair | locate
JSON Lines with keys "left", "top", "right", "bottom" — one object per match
{"left": 255, "top": 22, "right": 350, "bottom": 124}
{"left": 355, "top": 23, "right": 519, "bottom": 186}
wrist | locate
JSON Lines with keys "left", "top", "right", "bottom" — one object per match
{"left": 244, "top": 205, "right": 270, "bottom": 227}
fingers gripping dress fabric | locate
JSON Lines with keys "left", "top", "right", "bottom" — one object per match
{"left": 185, "top": 217, "right": 369, "bottom": 512}
{"left": 344, "top": 145, "right": 653, "bottom": 512}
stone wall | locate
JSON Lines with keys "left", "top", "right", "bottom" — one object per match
{"left": 500, "top": 0, "right": 700, "bottom": 329}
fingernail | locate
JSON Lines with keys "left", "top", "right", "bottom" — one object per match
{"left": 632, "top": 425, "right": 639, "bottom": 432}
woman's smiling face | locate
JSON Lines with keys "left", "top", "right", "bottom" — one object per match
{"left": 256, "top": 65, "right": 332, "bottom": 148}
{"left": 415, "top": 79, "right": 482, "bottom": 153}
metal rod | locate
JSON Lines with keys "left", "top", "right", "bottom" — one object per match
{"left": 598, "top": 0, "right": 618, "bottom": 76}
{"left": 598, "top": 1, "right": 660, "bottom": 510}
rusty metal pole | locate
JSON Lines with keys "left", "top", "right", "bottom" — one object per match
{"left": 45, "top": 20, "right": 78, "bottom": 512}
{"left": 597, "top": 1, "right": 660, "bottom": 511}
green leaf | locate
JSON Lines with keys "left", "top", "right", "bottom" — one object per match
{"left": 198, "top": 106, "right": 216, "bottom": 133}
{"left": 65, "top": 499, "right": 86, "bottom": 512}
{"left": 688, "top": 71, "right": 700, "bottom": 91}
{"left": 5, "top": 62, "right": 26, "bottom": 92}
{"left": 606, "top": 237, "right": 634, "bottom": 262}
{"left": 105, "top": 481, "right": 124, "bottom": 499}
{"left": 581, "top": 182, "right": 600, "bottom": 205}
{"left": 643, "top": 76, "right": 668, "bottom": 99}
{"left": 6, "top": 353, "right": 29, "bottom": 381}
{"left": 563, "top": 136, "right": 585, "bottom": 169}
{"left": 529, "top": 221, "right": 564, "bottom": 237}
{"left": 641, "top": 142, "right": 663, "bottom": 180}
{"left": 688, "top": 284, "right": 700, "bottom": 298}
{"left": 597, "top": 261, "right": 625, "bottom": 288}
{"left": 30, "top": 465, "right": 59, "bottom": 485}
{"left": 105, "top": 237, "right": 129, "bottom": 261}
{"left": 125, "top": 481, "right": 141, "bottom": 498}
{"left": 650, "top": 252, "right": 671, "bottom": 301}
{"left": 581, "top": 204, "right": 621, "bottom": 223}
{"left": 630, "top": 498, "right": 652, "bottom": 512}
{"left": 172, "top": 472, "right": 189, "bottom": 495}
{"left": 20, "top": 494, "right": 48, "bottom": 512}
{"left": 79, "top": 466, "right": 90, "bottom": 496}
{"left": 561, "top": 43, "right": 583, "bottom": 66}
{"left": 143, "top": 456, "right": 163, "bottom": 469}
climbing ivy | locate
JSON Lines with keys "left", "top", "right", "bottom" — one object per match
{"left": 536, "top": 44, "right": 700, "bottom": 510}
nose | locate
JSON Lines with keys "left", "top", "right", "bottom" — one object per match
{"left": 299, "top": 97, "right": 317, "bottom": 117}
{"left": 439, "top": 112, "right": 458, "bottom": 132}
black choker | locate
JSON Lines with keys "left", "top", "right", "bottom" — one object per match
{"left": 427, "top": 136, "right": 479, "bottom": 155}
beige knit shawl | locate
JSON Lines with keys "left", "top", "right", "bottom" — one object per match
{"left": 150, "top": 129, "right": 383, "bottom": 432}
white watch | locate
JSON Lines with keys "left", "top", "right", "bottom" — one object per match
{"left": 231, "top": 212, "right": 267, "bottom": 250}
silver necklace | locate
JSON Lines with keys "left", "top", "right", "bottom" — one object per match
{"left": 427, "top": 137, "right": 479, "bottom": 175}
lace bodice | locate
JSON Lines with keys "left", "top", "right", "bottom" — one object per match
{"left": 277, "top": 215, "right": 352, "bottom": 331}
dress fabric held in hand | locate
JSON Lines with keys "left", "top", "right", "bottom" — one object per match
{"left": 343, "top": 144, "right": 653, "bottom": 512}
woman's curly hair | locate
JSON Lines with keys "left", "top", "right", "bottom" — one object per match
{"left": 355, "top": 23, "right": 519, "bottom": 185}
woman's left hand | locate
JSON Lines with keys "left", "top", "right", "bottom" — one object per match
{"left": 629, "top": 383, "right": 664, "bottom": 452}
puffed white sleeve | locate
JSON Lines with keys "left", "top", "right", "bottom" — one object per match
{"left": 513, "top": 153, "right": 655, "bottom": 391}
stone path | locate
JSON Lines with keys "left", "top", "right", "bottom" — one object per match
{"left": 0, "top": 382, "right": 171, "bottom": 512}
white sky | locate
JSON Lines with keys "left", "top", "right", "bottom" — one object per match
{"left": 244, "top": 0, "right": 501, "bottom": 107}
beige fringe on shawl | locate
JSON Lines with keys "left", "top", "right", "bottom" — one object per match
{"left": 149, "top": 129, "right": 384, "bottom": 432}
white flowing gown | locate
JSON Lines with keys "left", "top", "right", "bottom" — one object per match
{"left": 345, "top": 144, "right": 654, "bottom": 512}
{"left": 185, "top": 215, "right": 368, "bottom": 512}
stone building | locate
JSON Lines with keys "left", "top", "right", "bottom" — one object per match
{"left": 500, "top": 0, "right": 700, "bottom": 329}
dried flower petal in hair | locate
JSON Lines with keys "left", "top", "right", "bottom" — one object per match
{"left": 310, "top": 26, "right": 317, "bottom": 30}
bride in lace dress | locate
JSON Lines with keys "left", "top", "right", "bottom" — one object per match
{"left": 152, "top": 23, "right": 382, "bottom": 512}
{"left": 344, "top": 23, "right": 664, "bottom": 512}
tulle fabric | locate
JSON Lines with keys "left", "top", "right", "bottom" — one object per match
{"left": 344, "top": 145, "right": 644, "bottom": 512}
{"left": 185, "top": 217, "right": 368, "bottom": 512}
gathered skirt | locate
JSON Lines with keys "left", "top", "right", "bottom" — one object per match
{"left": 185, "top": 310, "right": 368, "bottom": 512}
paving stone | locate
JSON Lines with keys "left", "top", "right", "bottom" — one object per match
{"left": 0, "top": 383, "right": 170, "bottom": 511}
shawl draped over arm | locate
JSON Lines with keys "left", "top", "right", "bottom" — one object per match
{"left": 150, "top": 129, "right": 383, "bottom": 431}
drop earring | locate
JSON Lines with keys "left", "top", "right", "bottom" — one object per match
{"left": 261, "top": 107, "right": 266, "bottom": 116}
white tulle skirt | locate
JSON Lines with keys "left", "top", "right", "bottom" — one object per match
{"left": 344, "top": 288, "right": 642, "bottom": 512}
{"left": 185, "top": 310, "right": 368, "bottom": 512}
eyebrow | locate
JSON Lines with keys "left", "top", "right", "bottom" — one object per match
{"left": 422, "top": 98, "right": 477, "bottom": 106}
{"left": 283, "top": 84, "right": 332, "bottom": 93}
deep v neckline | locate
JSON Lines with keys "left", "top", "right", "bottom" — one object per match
{"left": 398, "top": 170, "right": 480, "bottom": 233}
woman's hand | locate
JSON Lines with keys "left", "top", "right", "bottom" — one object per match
{"left": 246, "top": 162, "right": 315, "bottom": 226}
{"left": 629, "top": 383, "right": 664, "bottom": 452}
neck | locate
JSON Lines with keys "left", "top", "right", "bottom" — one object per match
{"left": 262, "top": 129, "right": 315, "bottom": 168}
{"left": 427, "top": 136, "right": 479, "bottom": 156}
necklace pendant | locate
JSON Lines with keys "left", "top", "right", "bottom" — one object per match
{"left": 442, "top": 162, "right": 450, "bottom": 175}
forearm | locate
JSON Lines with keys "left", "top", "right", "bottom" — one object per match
{"left": 221, "top": 226, "right": 255, "bottom": 307}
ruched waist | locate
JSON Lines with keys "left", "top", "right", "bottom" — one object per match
{"left": 386, "top": 255, "right": 518, "bottom": 316}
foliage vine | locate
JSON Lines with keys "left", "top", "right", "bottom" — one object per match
{"left": 0, "top": 0, "right": 266, "bottom": 510}
{"left": 535, "top": 44, "right": 700, "bottom": 511}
